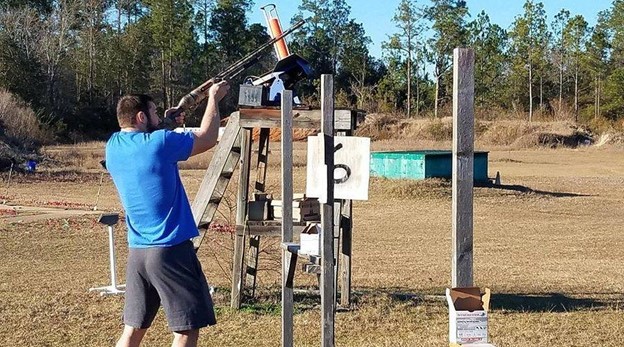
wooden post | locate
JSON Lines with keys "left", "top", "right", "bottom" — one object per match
{"left": 320, "top": 74, "right": 335, "bottom": 347}
{"left": 336, "top": 130, "right": 353, "bottom": 308}
{"left": 339, "top": 199, "right": 352, "bottom": 307}
{"left": 231, "top": 128, "right": 252, "bottom": 308}
{"left": 452, "top": 48, "right": 475, "bottom": 288}
{"left": 281, "top": 90, "right": 295, "bottom": 347}
{"left": 333, "top": 202, "right": 340, "bottom": 305}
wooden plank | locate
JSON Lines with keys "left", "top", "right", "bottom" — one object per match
{"left": 320, "top": 75, "right": 335, "bottom": 347}
{"left": 339, "top": 198, "right": 352, "bottom": 307}
{"left": 239, "top": 108, "right": 354, "bottom": 130}
{"left": 281, "top": 242, "right": 300, "bottom": 253}
{"left": 303, "top": 264, "right": 321, "bottom": 274}
{"left": 333, "top": 202, "right": 341, "bottom": 305}
{"left": 191, "top": 113, "right": 242, "bottom": 250}
{"left": 191, "top": 112, "right": 241, "bottom": 226}
{"left": 298, "top": 252, "right": 321, "bottom": 265}
{"left": 335, "top": 129, "right": 353, "bottom": 308}
{"left": 281, "top": 90, "right": 295, "bottom": 347}
{"left": 254, "top": 128, "right": 271, "bottom": 192}
{"left": 231, "top": 128, "right": 252, "bottom": 309}
{"left": 452, "top": 48, "right": 475, "bottom": 288}
{"left": 281, "top": 240, "right": 300, "bottom": 288}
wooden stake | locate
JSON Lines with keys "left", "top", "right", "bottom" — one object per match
{"left": 320, "top": 74, "right": 335, "bottom": 347}
{"left": 452, "top": 48, "right": 475, "bottom": 288}
{"left": 281, "top": 90, "right": 294, "bottom": 347}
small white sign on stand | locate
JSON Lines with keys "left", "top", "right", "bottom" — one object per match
{"left": 306, "top": 135, "right": 370, "bottom": 202}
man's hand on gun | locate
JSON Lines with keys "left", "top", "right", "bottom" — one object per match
{"left": 162, "top": 80, "right": 229, "bottom": 128}
{"left": 164, "top": 108, "right": 185, "bottom": 127}
{"left": 209, "top": 80, "right": 230, "bottom": 103}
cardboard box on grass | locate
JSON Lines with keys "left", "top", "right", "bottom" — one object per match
{"left": 447, "top": 287, "right": 495, "bottom": 346}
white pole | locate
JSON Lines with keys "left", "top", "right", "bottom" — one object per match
{"left": 107, "top": 225, "right": 119, "bottom": 289}
{"left": 93, "top": 172, "right": 105, "bottom": 211}
{"left": 3, "top": 162, "right": 14, "bottom": 203}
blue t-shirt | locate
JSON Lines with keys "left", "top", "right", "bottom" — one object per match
{"left": 105, "top": 129, "right": 197, "bottom": 248}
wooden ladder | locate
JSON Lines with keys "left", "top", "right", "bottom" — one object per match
{"left": 244, "top": 128, "right": 271, "bottom": 297}
{"left": 191, "top": 113, "right": 243, "bottom": 250}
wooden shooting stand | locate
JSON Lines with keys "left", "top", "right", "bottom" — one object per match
{"left": 189, "top": 76, "right": 362, "bottom": 327}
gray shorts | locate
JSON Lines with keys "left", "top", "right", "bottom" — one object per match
{"left": 124, "top": 240, "right": 216, "bottom": 331}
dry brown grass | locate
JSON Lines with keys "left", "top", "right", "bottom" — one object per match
{"left": 1, "top": 139, "right": 624, "bottom": 346}
{"left": 357, "top": 115, "right": 624, "bottom": 151}
{"left": 0, "top": 89, "right": 54, "bottom": 147}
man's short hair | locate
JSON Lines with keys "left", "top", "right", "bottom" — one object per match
{"left": 116, "top": 94, "right": 153, "bottom": 128}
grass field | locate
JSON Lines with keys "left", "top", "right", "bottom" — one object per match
{"left": 1, "top": 140, "right": 623, "bottom": 346}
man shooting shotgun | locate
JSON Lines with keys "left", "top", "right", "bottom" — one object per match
{"left": 160, "top": 19, "right": 305, "bottom": 130}
{"left": 105, "top": 19, "right": 304, "bottom": 347}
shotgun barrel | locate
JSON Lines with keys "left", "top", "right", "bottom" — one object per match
{"left": 160, "top": 19, "right": 305, "bottom": 129}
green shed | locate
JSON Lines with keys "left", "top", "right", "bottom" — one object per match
{"left": 370, "top": 150, "right": 489, "bottom": 182}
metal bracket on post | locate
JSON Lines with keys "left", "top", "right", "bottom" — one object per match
{"left": 89, "top": 213, "right": 125, "bottom": 296}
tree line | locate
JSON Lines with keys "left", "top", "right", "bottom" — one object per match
{"left": 0, "top": 0, "right": 623, "bottom": 141}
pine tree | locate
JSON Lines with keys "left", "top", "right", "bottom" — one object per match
{"left": 383, "top": 0, "right": 424, "bottom": 117}
{"left": 424, "top": 0, "right": 468, "bottom": 118}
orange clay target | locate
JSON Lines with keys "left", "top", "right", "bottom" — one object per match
{"left": 261, "top": 4, "right": 290, "bottom": 60}
{"left": 269, "top": 18, "right": 290, "bottom": 59}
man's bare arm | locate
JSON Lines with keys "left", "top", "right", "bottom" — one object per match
{"left": 189, "top": 81, "right": 230, "bottom": 157}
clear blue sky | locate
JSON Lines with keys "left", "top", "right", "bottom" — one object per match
{"left": 248, "top": 0, "right": 614, "bottom": 58}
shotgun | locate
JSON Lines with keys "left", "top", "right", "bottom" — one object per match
{"left": 160, "top": 19, "right": 305, "bottom": 129}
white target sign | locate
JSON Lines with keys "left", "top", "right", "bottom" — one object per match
{"left": 306, "top": 135, "right": 370, "bottom": 202}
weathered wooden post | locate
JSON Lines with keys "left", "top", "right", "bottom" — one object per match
{"left": 452, "top": 48, "right": 475, "bottom": 288}
{"left": 320, "top": 74, "right": 335, "bottom": 347}
{"left": 281, "top": 90, "right": 295, "bottom": 347}
{"left": 231, "top": 127, "right": 252, "bottom": 308}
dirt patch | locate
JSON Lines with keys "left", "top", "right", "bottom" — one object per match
{"left": 3, "top": 170, "right": 103, "bottom": 184}
{"left": 0, "top": 204, "right": 101, "bottom": 223}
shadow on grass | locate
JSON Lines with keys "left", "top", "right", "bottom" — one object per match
{"left": 490, "top": 293, "right": 612, "bottom": 312}
{"left": 379, "top": 289, "right": 617, "bottom": 313}
{"left": 217, "top": 286, "right": 623, "bottom": 315}
{"left": 381, "top": 289, "right": 620, "bottom": 313}
{"left": 221, "top": 287, "right": 326, "bottom": 315}
{"left": 476, "top": 182, "right": 592, "bottom": 198}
